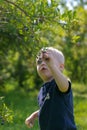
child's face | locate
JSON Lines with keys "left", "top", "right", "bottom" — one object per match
{"left": 36, "top": 58, "right": 53, "bottom": 82}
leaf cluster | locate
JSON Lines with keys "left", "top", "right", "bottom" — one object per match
{"left": 0, "top": 97, "right": 13, "bottom": 125}
{"left": 0, "top": 0, "right": 87, "bottom": 92}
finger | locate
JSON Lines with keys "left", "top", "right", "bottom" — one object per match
{"left": 41, "top": 47, "right": 51, "bottom": 60}
{"left": 25, "top": 119, "right": 28, "bottom": 125}
{"left": 27, "top": 123, "right": 33, "bottom": 128}
{"left": 25, "top": 119, "right": 30, "bottom": 126}
{"left": 43, "top": 53, "right": 49, "bottom": 59}
{"left": 41, "top": 47, "right": 48, "bottom": 53}
{"left": 30, "top": 123, "right": 33, "bottom": 127}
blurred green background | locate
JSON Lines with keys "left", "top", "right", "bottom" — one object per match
{"left": 0, "top": 0, "right": 87, "bottom": 129}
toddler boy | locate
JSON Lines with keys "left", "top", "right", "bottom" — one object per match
{"left": 25, "top": 47, "right": 77, "bottom": 130}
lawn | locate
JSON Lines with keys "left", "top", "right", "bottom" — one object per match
{"left": 0, "top": 83, "right": 87, "bottom": 130}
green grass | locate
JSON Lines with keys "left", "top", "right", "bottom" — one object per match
{"left": 72, "top": 83, "right": 87, "bottom": 130}
{"left": 0, "top": 83, "right": 87, "bottom": 130}
{"left": 0, "top": 90, "right": 39, "bottom": 130}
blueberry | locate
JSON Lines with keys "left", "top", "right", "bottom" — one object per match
{"left": 0, "top": 116, "right": 2, "bottom": 119}
{"left": 1, "top": 120, "right": 4, "bottom": 125}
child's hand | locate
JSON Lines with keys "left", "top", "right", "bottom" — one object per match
{"left": 25, "top": 114, "right": 35, "bottom": 128}
{"left": 41, "top": 47, "right": 60, "bottom": 67}
{"left": 25, "top": 110, "right": 39, "bottom": 128}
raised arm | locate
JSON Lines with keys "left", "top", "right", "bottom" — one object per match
{"left": 48, "top": 63, "right": 69, "bottom": 92}
{"left": 41, "top": 48, "right": 69, "bottom": 92}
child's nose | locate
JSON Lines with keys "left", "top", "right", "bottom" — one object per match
{"left": 41, "top": 60, "right": 46, "bottom": 65}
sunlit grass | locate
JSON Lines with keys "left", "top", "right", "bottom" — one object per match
{"left": 0, "top": 89, "right": 39, "bottom": 130}
{"left": 0, "top": 82, "right": 87, "bottom": 130}
{"left": 72, "top": 83, "right": 87, "bottom": 130}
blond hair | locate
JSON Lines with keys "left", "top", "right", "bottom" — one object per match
{"left": 36, "top": 47, "right": 65, "bottom": 65}
{"left": 47, "top": 47, "right": 65, "bottom": 64}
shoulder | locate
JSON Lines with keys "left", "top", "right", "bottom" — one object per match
{"left": 55, "top": 79, "right": 72, "bottom": 94}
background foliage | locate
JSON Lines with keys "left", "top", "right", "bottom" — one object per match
{"left": 0, "top": 97, "right": 13, "bottom": 125}
{"left": 0, "top": 0, "right": 87, "bottom": 91}
{"left": 0, "top": 0, "right": 87, "bottom": 127}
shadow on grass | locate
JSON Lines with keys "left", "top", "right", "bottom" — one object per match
{"left": 0, "top": 89, "right": 39, "bottom": 130}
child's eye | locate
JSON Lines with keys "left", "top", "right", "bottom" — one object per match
{"left": 37, "top": 59, "right": 42, "bottom": 65}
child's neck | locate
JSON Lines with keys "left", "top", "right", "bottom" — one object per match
{"left": 44, "top": 77, "right": 54, "bottom": 83}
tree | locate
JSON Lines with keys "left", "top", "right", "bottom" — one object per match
{"left": 0, "top": 0, "right": 87, "bottom": 92}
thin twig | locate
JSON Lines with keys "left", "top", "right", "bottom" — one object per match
{"left": 4, "top": 0, "right": 29, "bottom": 17}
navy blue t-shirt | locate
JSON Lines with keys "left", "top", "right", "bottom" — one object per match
{"left": 38, "top": 79, "right": 77, "bottom": 130}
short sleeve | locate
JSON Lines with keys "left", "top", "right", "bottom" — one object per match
{"left": 55, "top": 80, "right": 71, "bottom": 94}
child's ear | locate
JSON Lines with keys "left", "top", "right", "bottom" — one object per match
{"left": 60, "top": 64, "right": 64, "bottom": 72}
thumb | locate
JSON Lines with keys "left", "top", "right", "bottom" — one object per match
{"left": 42, "top": 52, "right": 49, "bottom": 61}
{"left": 30, "top": 123, "right": 33, "bottom": 127}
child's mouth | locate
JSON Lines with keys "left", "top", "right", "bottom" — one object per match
{"left": 40, "top": 67, "right": 47, "bottom": 71}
